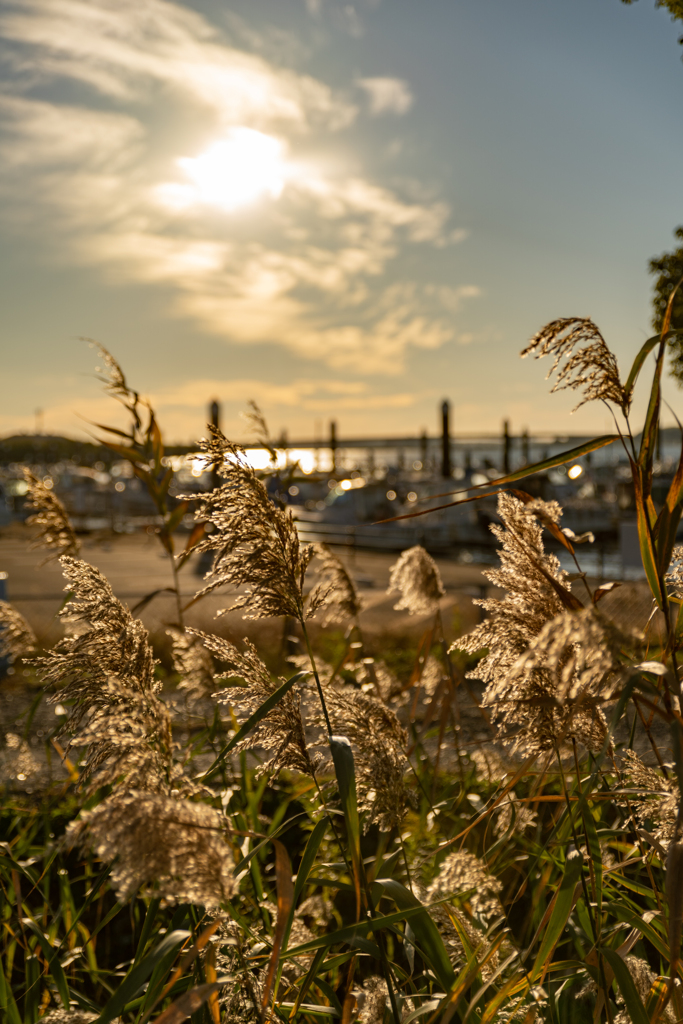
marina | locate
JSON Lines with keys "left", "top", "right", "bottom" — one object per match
{"left": 2, "top": 403, "right": 681, "bottom": 577}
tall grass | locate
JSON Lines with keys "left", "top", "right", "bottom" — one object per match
{"left": 2, "top": 297, "right": 683, "bottom": 1024}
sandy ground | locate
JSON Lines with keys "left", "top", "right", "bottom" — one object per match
{"left": 0, "top": 522, "right": 670, "bottom": 793}
{"left": 0, "top": 522, "right": 492, "bottom": 648}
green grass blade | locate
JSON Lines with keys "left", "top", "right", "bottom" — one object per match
{"left": 151, "top": 980, "right": 228, "bottom": 1024}
{"left": 373, "top": 880, "right": 455, "bottom": 992}
{"left": 624, "top": 330, "right": 683, "bottom": 398}
{"left": 23, "top": 953, "right": 40, "bottom": 1024}
{"left": 291, "top": 945, "right": 328, "bottom": 1016}
{"left": 607, "top": 901, "right": 669, "bottom": 960}
{"left": 654, "top": 427, "right": 683, "bottom": 574}
{"left": 95, "top": 929, "right": 190, "bottom": 1024}
{"left": 633, "top": 464, "right": 665, "bottom": 608}
{"left": 599, "top": 948, "right": 649, "bottom": 1024}
{"left": 199, "top": 670, "right": 311, "bottom": 781}
{"left": 284, "top": 900, "right": 454, "bottom": 959}
{"left": 0, "top": 962, "right": 23, "bottom": 1024}
{"left": 134, "top": 898, "right": 161, "bottom": 964}
{"left": 261, "top": 840, "right": 294, "bottom": 1014}
{"left": 293, "top": 818, "right": 329, "bottom": 906}
{"left": 529, "top": 848, "right": 583, "bottom": 981}
{"left": 576, "top": 799, "right": 603, "bottom": 914}
{"left": 21, "top": 918, "right": 70, "bottom": 1009}
{"left": 329, "top": 736, "right": 362, "bottom": 883}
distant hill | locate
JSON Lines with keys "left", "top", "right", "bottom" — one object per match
{"left": 0, "top": 434, "right": 192, "bottom": 467}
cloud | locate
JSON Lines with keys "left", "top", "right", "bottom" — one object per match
{"left": 0, "top": 0, "right": 355, "bottom": 131}
{"left": 5, "top": 375, "right": 417, "bottom": 442}
{"left": 357, "top": 77, "right": 413, "bottom": 115}
{"left": 0, "top": 0, "right": 474, "bottom": 375}
{"left": 155, "top": 376, "right": 415, "bottom": 413}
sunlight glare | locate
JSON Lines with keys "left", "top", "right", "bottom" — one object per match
{"left": 178, "top": 128, "right": 287, "bottom": 211}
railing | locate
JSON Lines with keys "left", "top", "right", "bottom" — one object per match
{"left": 293, "top": 518, "right": 457, "bottom": 551}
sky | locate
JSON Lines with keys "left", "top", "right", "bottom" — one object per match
{"left": 1, "top": 0, "right": 682, "bottom": 445}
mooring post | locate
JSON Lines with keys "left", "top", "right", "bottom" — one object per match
{"left": 503, "top": 419, "right": 510, "bottom": 475}
{"left": 330, "top": 420, "right": 337, "bottom": 474}
{"left": 441, "top": 400, "right": 451, "bottom": 478}
{"left": 210, "top": 399, "right": 220, "bottom": 491}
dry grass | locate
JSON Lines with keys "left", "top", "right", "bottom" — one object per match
{"left": 2, "top": 327, "right": 683, "bottom": 1024}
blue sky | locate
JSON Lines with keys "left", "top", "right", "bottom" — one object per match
{"left": 0, "top": 0, "right": 682, "bottom": 444}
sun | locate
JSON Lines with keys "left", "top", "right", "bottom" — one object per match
{"left": 176, "top": 128, "right": 287, "bottom": 211}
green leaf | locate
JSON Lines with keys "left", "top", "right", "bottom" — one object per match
{"left": 284, "top": 899, "right": 454, "bottom": 960}
{"left": 530, "top": 848, "right": 583, "bottom": 981}
{"left": 624, "top": 330, "right": 683, "bottom": 399}
{"left": 607, "top": 901, "right": 669, "bottom": 960}
{"left": 21, "top": 918, "right": 70, "bottom": 1009}
{"left": 293, "top": 818, "right": 329, "bottom": 907}
{"left": 98, "top": 438, "right": 147, "bottom": 464}
{"left": 654, "top": 427, "right": 683, "bottom": 574}
{"left": 134, "top": 898, "right": 161, "bottom": 964}
{"left": 576, "top": 801, "right": 603, "bottom": 914}
{"left": 232, "top": 811, "right": 309, "bottom": 878}
{"left": 94, "top": 929, "right": 190, "bottom": 1024}
{"left": 329, "top": 735, "right": 362, "bottom": 885}
{"left": 632, "top": 462, "right": 666, "bottom": 608}
{"left": 151, "top": 981, "right": 228, "bottom": 1024}
{"left": 374, "top": 879, "right": 456, "bottom": 992}
{"left": 375, "top": 436, "right": 619, "bottom": 524}
{"left": 162, "top": 501, "right": 189, "bottom": 537}
{"left": 199, "top": 670, "right": 311, "bottom": 782}
{"left": 639, "top": 281, "right": 683, "bottom": 474}
{"left": 279, "top": 1001, "right": 341, "bottom": 1019}
{"left": 645, "top": 977, "right": 670, "bottom": 1020}
{"left": 290, "top": 945, "right": 327, "bottom": 1017}
{"left": 0, "top": 964, "right": 23, "bottom": 1024}
{"left": 261, "top": 841, "right": 294, "bottom": 1014}
{"left": 599, "top": 948, "right": 649, "bottom": 1024}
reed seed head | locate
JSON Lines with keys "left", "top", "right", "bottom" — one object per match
{"left": 184, "top": 428, "right": 314, "bottom": 621}
{"left": 323, "top": 686, "right": 408, "bottom": 831}
{"left": 612, "top": 957, "right": 676, "bottom": 1023}
{"left": 494, "top": 793, "right": 538, "bottom": 838}
{"left": 90, "top": 339, "right": 146, "bottom": 433}
{"left": 665, "top": 544, "right": 683, "bottom": 600}
{"left": 0, "top": 600, "right": 37, "bottom": 662}
{"left": 309, "top": 544, "right": 362, "bottom": 624}
{"left": 521, "top": 317, "right": 630, "bottom": 413}
{"left": 388, "top": 545, "right": 445, "bottom": 616}
{"left": 37, "top": 1012, "right": 98, "bottom": 1024}
{"left": 167, "top": 626, "right": 215, "bottom": 709}
{"left": 453, "top": 493, "right": 594, "bottom": 755}
{"left": 427, "top": 850, "right": 503, "bottom": 924}
{"left": 22, "top": 468, "right": 80, "bottom": 562}
{"left": 36, "top": 556, "right": 172, "bottom": 793}
{"left": 200, "top": 630, "right": 320, "bottom": 778}
{"left": 621, "top": 749, "right": 679, "bottom": 851}
{"left": 68, "top": 790, "right": 236, "bottom": 907}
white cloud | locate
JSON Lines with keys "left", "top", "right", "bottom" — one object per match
{"left": 0, "top": 0, "right": 356, "bottom": 131}
{"left": 0, "top": 0, "right": 474, "bottom": 375}
{"left": 357, "top": 77, "right": 413, "bottom": 115}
